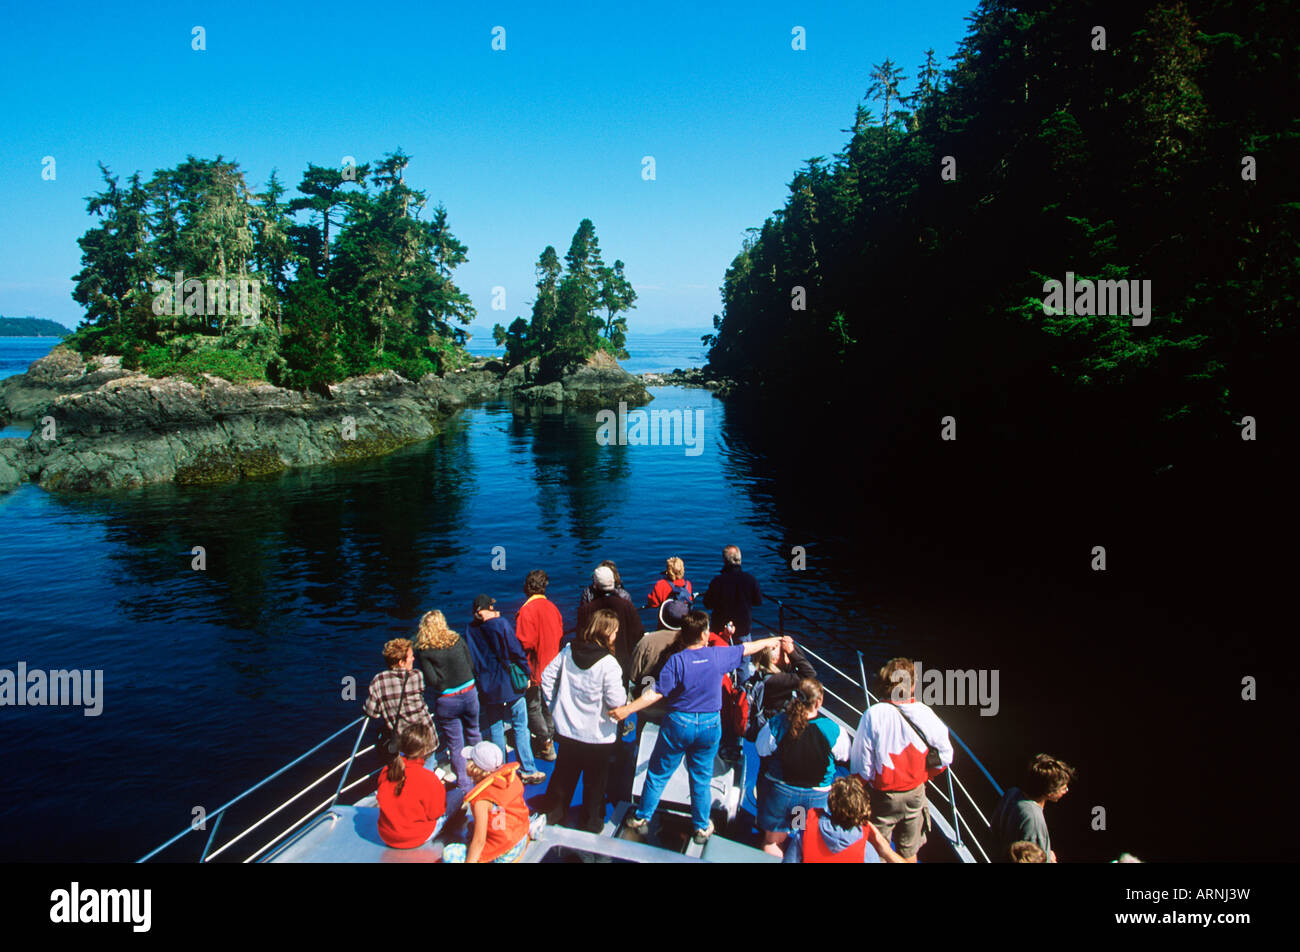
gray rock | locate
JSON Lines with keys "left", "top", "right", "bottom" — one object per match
{"left": 0, "top": 347, "right": 134, "bottom": 424}
{"left": 516, "top": 381, "right": 565, "bottom": 405}
{"left": 0, "top": 439, "right": 33, "bottom": 493}
{"left": 640, "top": 366, "right": 732, "bottom": 393}
{"left": 557, "top": 351, "right": 650, "bottom": 409}
{"left": 0, "top": 344, "right": 656, "bottom": 495}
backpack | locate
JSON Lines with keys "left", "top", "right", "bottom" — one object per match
{"left": 664, "top": 580, "right": 692, "bottom": 604}
{"left": 720, "top": 672, "right": 750, "bottom": 738}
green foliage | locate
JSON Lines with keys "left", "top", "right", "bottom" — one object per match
{"left": 494, "top": 317, "right": 531, "bottom": 367}
{"left": 276, "top": 275, "right": 343, "bottom": 390}
{"left": 501, "top": 222, "right": 636, "bottom": 377}
{"left": 138, "top": 338, "right": 274, "bottom": 385}
{"left": 65, "top": 150, "right": 482, "bottom": 391}
{"left": 707, "top": 0, "right": 1299, "bottom": 457}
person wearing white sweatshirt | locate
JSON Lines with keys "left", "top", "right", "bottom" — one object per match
{"left": 539, "top": 609, "right": 628, "bottom": 832}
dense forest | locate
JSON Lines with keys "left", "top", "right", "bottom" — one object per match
{"left": 0, "top": 317, "right": 71, "bottom": 337}
{"left": 64, "top": 151, "right": 633, "bottom": 389}
{"left": 705, "top": 0, "right": 1296, "bottom": 466}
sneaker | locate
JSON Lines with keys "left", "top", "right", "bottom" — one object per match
{"left": 528, "top": 813, "right": 548, "bottom": 839}
{"left": 519, "top": 770, "right": 547, "bottom": 785}
{"left": 692, "top": 820, "right": 715, "bottom": 845}
{"left": 623, "top": 815, "right": 649, "bottom": 836}
{"left": 435, "top": 766, "right": 457, "bottom": 785}
{"left": 537, "top": 741, "right": 557, "bottom": 761}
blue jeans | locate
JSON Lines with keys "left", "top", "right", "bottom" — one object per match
{"left": 480, "top": 695, "right": 538, "bottom": 774}
{"left": 635, "top": 711, "right": 721, "bottom": 831}
{"left": 434, "top": 688, "right": 481, "bottom": 793}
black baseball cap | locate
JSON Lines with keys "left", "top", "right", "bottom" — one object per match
{"left": 473, "top": 594, "right": 495, "bottom": 612}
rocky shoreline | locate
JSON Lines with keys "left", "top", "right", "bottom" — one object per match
{"left": 0, "top": 347, "right": 651, "bottom": 494}
{"left": 639, "top": 367, "right": 735, "bottom": 396}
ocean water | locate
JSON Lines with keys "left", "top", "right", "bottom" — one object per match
{"left": 465, "top": 329, "right": 710, "bottom": 375}
{"left": 0, "top": 337, "right": 62, "bottom": 437}
{"left": 0, "top": 334, "right": 1287, "bottom": 863}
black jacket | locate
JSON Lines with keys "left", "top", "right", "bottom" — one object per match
{"left": 415, "top": 636, "right": 476, "bottom": 696}
{"left": 703, "top": 564, "right": 763, "bottom": 637}
{"left": 576, "top": 592, "right": 644, "bottom": 679}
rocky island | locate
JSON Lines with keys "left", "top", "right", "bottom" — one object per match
{"left": 0, "top": 347, "right": 650, "bottom": 495}
{"left": 639, "top": 367, "right": 735, "bottom": 396}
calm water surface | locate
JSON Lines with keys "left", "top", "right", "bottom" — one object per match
{"left": 0, "top": 334, "right": 1287, "bottom": 862}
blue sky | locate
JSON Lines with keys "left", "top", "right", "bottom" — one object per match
{"left": 1, "top": 0, "right": 974, "bottom": 332}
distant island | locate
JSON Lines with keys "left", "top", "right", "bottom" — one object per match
{"left": 1, "top": 317, "right": 72, "bottom": 337}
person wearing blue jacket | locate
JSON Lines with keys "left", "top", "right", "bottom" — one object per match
{"left": 466, "top": 594, "right": 545, "bottom": 784}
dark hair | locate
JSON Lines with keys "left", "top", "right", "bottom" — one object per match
{"left": 599, "top": 559, "right": 623, "bottom": 588}
{"left": 386, "top": 721, "right": 437, "bottom": 796}
{"left": 524, "top": 569, "right": 549, "bottom": 596}
{"left": 580, "top": 608, "right": 619, "bottom": 651}
{"left": 1008, "top": 840, "right": 1047, "bottom": 863}
{"left": 785, "top": 678, "right": 824, "bottom": 739}
{"left": 1021, "top": 754, "right": 1075, "bottom": 800}
{"left": 663, "top": 609, "right": 710, "bottom": 659}
{"left": 825, "top": 776, "right": 871, "bottom": 829}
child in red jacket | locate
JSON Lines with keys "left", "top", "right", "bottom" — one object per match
{"left": 376, "top": 722, "right": 447, "bottom": 848}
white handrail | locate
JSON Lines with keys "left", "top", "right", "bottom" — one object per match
{"left": 950, "top": 766, "right": 993, "bottom": 829}
{"left": 205, "top": 745, "right": 375, "bottom": 861}
{"left": 243, "top": 792, "right": 340, "bottom": 863}
{"left": 819, "top": 685, "right": 864, "bottom": 719}
{"left": 793, "top": 641, "right": 872, "bottom": 699}
{"left": 243, "top": 764, "right": 385, "bottom": 863}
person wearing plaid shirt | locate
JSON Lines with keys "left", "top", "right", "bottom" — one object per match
{"left": 365, "top": 638, "right": 437, "bottom": 751}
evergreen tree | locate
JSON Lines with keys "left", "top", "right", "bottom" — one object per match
{"left": 289, "top": 162, "right": 368, "bottom": 281}
{"left": 71, "top": 165, "right": 155, "bottom": 354}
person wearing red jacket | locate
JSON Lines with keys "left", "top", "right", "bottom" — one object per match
{"left": 782, "top": 776, "right": 904, "bottom": 863}
{"left": 376, "top": 722, "right": 448, "bottom": 849}
{"left": 647, "top": 556, "right": 693, "bottom": 607}
{"left": 515, "top": 569, "right": 564, "bottom": 761}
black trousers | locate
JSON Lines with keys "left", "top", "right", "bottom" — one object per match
{"left": 543, "top": 735, "right": 614, "bottom": 833}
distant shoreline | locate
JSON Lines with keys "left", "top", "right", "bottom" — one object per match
{"left": 0, "top": 317, "right": 74, "bottom": 338}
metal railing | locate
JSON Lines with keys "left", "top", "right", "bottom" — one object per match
{"left": 750, "top": 595, "right": 1003, "bottom": 863}
{"left": 140, "top": 592, "right": 1005, "bottom": 863}
{"left": 138, "top": 716, "right": 379, "bottom": 863}
{"left": 625, "top": 592, "right": 1002, "bottom": 861}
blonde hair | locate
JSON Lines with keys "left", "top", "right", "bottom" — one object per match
{"left": 414, "top": 610, "right": 459, "bottom": 651}
{"left": 752, "top": 646, "right": 782, "bottom": 675}
{"left": 665, "top": 557, "right": 685, "bottom": 581}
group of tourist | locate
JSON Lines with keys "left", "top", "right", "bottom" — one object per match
{"left": 361, "top": 546, "right": 1076, "bottom": 863}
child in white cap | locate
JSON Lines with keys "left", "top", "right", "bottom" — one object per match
{"left": 442, "top": 741, "right": 543, "bottom": 863}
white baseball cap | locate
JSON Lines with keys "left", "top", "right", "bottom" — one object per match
{"left": 461, "top": 741, "right": 504, "bottom": 772}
